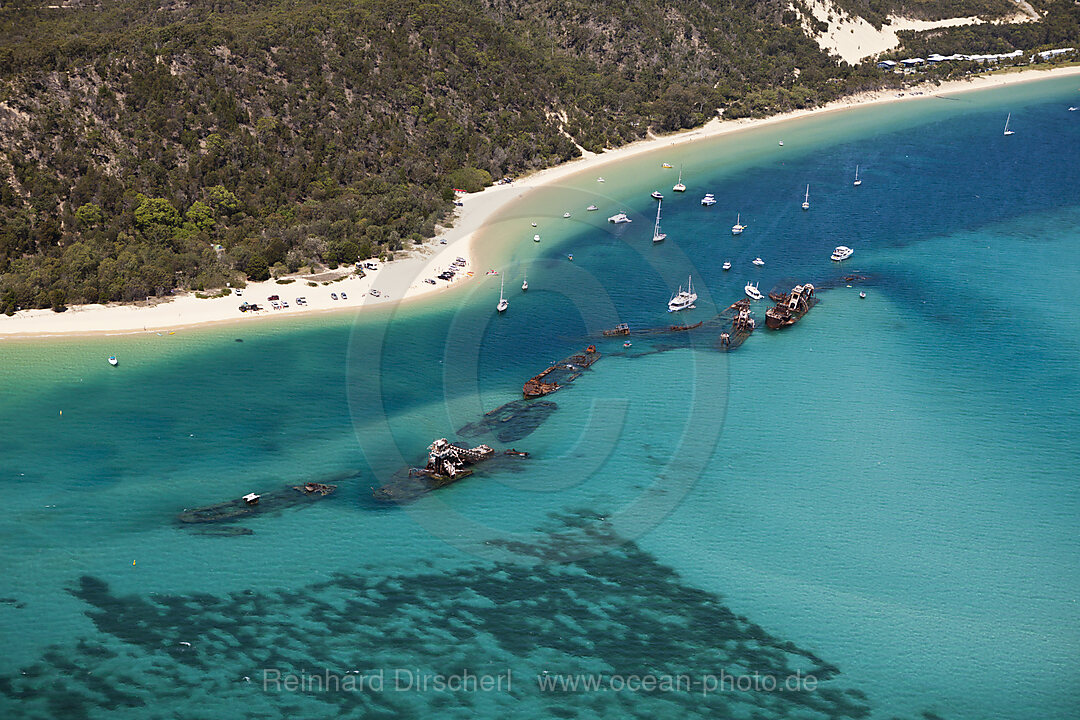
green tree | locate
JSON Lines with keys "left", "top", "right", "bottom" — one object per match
{"left": 185, "top": 201, "right": 215, "bottom": 231}
{"left": 133, "top": 194, "right": 181, "bottom": 230}
{"left": 245, "top": 253, "right": 270, "bottom": 281}
{"left": 74, "top": 202, "right": 105, "bottom": 229}
{"left": 207, "top": 185, "right": 240, "bottom": 215}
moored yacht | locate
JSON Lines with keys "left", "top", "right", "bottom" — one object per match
{"left": 853, "top": 165, "right": 862, "bottom": 186}
{"left": 701, "top": 193, "right": 716, "bottom": 206}
{"left": 522, "top": 269, "right": 528, "bottom": 292}
{"left": 801, "top": 185, "right": 810, "bottom": 210}
{"left": 722, "top": 261, "right": 731, "bottom": 271}
{"left": 496, "top": 275, "right": 508, "bottom": 313}
{"left": 673, "top": 170, "right": 686, "bottom": 192}
{"left": 831, "top": 245, "right": 854, "bottom": 261}
{"left": 752, "top": 257, "right": 765, "bottom": 266}
{"left": 667, "top": 276, "right": 698, "bottom": 312}
{"left": 586, "top": 205, "right": 598, "bottom": 211}
{"left": 608, "top": 212, "right": 632, "bottom": 224}
{"left": 731, "top": 213, "right": 745, "bottom": 235}
{"left": 744, "top": 282, "right": 763, "bottom": 300}
{"left": 652, "top": 200, "right": 667, "bottom": 244}
{"left": 651, "top": 190, "right": 664, "bottom": 200}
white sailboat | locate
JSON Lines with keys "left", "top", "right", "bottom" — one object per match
{"left": 853, "top": 165, "right": 862, "bottom": 186}
{"left": 731, "top": 213, "right": 745, "bottom": 235}
{"left": 667, "top": 276, "right": 697, "bottom": 312}
{"left": 522, "top": 269, "right": 528, "bottom": 292}
{"left": 673, "top": 169, "right": 686, "bottom": 192}
{"left": 1003, "top": 113, "right": 1014, "bottom": 136}
{"left": 652, "top": 200, "right": 667, "bottom": 243}
{"left": 497, "top": 275, "right": 508, "bottom": 312}
{"left": 802, "top": 185, "right": 810, "bottom": 210}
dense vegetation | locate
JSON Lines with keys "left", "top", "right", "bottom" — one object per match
{"left": 0, "top": 0, "right": 904, "bottom": 312}
{"left": 894, "top": 0, "right": 1080, "bottom": 56}
{"left": 828, "top": 0, "right": 1017, "bottom": 30}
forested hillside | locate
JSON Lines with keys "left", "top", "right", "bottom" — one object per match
{"left": 1, "top": 0, "right": 893, "bottom": 310}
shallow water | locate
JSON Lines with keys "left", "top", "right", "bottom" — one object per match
{"left": 1, "top": 76, "right": 1078, "bottom": 719}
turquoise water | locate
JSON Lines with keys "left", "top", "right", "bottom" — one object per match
{"left": 2, "top": 76, "right": 1079, "bottom": 719}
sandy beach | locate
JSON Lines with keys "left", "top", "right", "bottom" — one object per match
{"left": 3, "top": 63, "right": 1078, "bottom": 339}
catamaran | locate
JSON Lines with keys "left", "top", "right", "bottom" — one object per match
{"left": 731, "top": 213, "right": 745, "bottom": 235}
{"left": 853, "top": 165, "right": 862, "bottom": 186}
{"left": 608, "top": 212, "right": 632, "bottom": 224}
{"left": 652, "top": 200, "right": 667, "bottom": 243}
{"left": 1003, "top": 113, "right": 1014, "bottom": 136}
{"left": 667, "top": 276, "right": 698, "bottom": 312}
{"left": 673, "top": 170, "right": 686, "bottom": 192}
{"left": 802, "top": 185, "right": 810, "bottom": 210}
{"left": 497, "top": 275, "right": 508, "bottom": 312}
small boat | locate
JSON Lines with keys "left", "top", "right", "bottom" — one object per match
{"left": 563, "top": 212, "right": 571, "bottom": 218}
{"left": 651, "top": 191, "right": 664, "bottom": 200}
{"left": 1069, "top": 107, "right": 1078, "bottom": 112}
{"left": 597, "top": 177, "right": 605, "bottom": 182}
{"left": 802, "top": 185, "right": 810, "bottom": 210}
{"left": 752, "top": 257, "right": 765, "bottom": 266}
{"left": 607, "top": 212, "right": 632, "bottom": 224}
{"left": 531, "top": 222, "right": 537, "bottom": 227}
{"left": 667, "top": 275, "right": 698, "bottom": 312}
{"left": 623, "top": 341, "right": 632, "bottom": 347}
{"left": 722, "top": 261, "right": 731, "bottom": 271}
{"left": 672, "top": 170, "right": 686, "bottom": 192}
{"left": 701, "top": 193, "right": 716, "bottom": 206}
{"left": 652, "top": 200, "right": 667, "bottom": 244}
{"left": 108, "top": 355, "right": 118, "bottom": 366}
{"left": 831, "top": 245, "right": 854, "bottom": 262}
{"left": 662, "top": 162, "right": 673, "bottom": 169}
{"left": 586, "top": 205, "right": 598, "bottom": 211}
{"left": 1003, "top": 112, "right": 1014, "bottom": 136}
{"left": 533, "top": 234, "right": 541, "bottom": 242}
{"left": 745, "top": 282, "right": 763, "bottom": 300}
{"left": 853, "top": 165, "right": 862, "bottom": 186}
{"left": 497, "top": 275, "right": 508, "bottom": 313}
{"left": 859, "top": 292, "right": 866, "bottom": 299}
{"left": 567, "top": 254, "right": 574, "bottom": 261}
{"left": 522, "top": 269, "right": 528, "bottom": 292}
{"left": 778, "top": 140, "right": 784, "bottom": 146}
{"left": 731, "top": 213, "right": 745, "bottom": 235}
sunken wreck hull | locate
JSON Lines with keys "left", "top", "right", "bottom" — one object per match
{"left": 179, "top": 484, "right": 336, "bottom": 524}
{"left": 765, "top": 284, "right": 817, "bottom": 330}
{"left": 523, "top": 347, "right": 600, "bottom": 398}
{"left": 373, "top": 439, "right": 497, "bottom": 501}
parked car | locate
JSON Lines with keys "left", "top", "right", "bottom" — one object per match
{"left": 295, "top": 297, "right": 306, "bottom": 305}
{"left": 340, "top": 292, "right": 347, "bottom": 300}
{"left": 370, "top": 289, "right": 381, "bottom": 297}
{"left": 280, "top": 300, "right": 289, "bottom": 308}
{"left": 331, "top": 293, "right": 338, "bottom": 300}
{"left": 425, "top": 279, "right": 436, "bottom": 285}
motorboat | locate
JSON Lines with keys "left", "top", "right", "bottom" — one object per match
{"left": 531, "top": 222, "right": 537, "bottom": 227}
{"left": 701, "top": 193, "right": 716, "bottom": 206}
{"left": 597, "top": 177, "right": 605, "bottom": 182}
{"left": 752, "top": 257, "right": 765, "bottom": 266}
{"left": 831, "top": 245, "right": 854, "bottom": 262}
{"left": 662, "top": 162, "right": 673, "bottom": 168}
{"left": 563, "top": 212, "right": 571, "bottom": 218}
{"left": 652, "top": 200, "right": 667, "bottom": 244}
{"left": 731, "top": 213, "right": 745, "bottom": 235}
{"left": 859, "top": 292, "right": 866, "bottom": 299}
{"left": 586, "top": 205, "right": 598, "bottom": 211}
{"left": 522, "top": 270, "right": 528, "bottom": 292}
{"left": 667, "top": 275, "right": 698, "bottom": 312}
{"left": 497, "top": 275, "right": 508, "bottom": 313}
{"left": 778, "top": 140, "right": 784, "bottom": 146}
{"left": 533, "top": 234, "right": 541, "bottom": 242}
{"left": 651, "top": 191, "right": 664, "bottom": 200}
{"left": 607, "top": 212, "right": 632, "bottom": 224}
{"left": 744, "top": 282, "right": 763, "bottom": 300}
{"left": 722, "top": 261, "right": 731, "bottom": 271}
{"left": 108, "top": 355, "right": 118, "bottom": 366}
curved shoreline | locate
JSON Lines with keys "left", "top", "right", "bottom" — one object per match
{"left": 2, "top": 64, "right": 1078, "bottom": 340}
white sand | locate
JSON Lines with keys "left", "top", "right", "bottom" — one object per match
{"left": 3, "top": 64, "right": 1078, "bottom": 338}
{"left": 798, "top": 0, "right": 1038, "bottom": 65}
